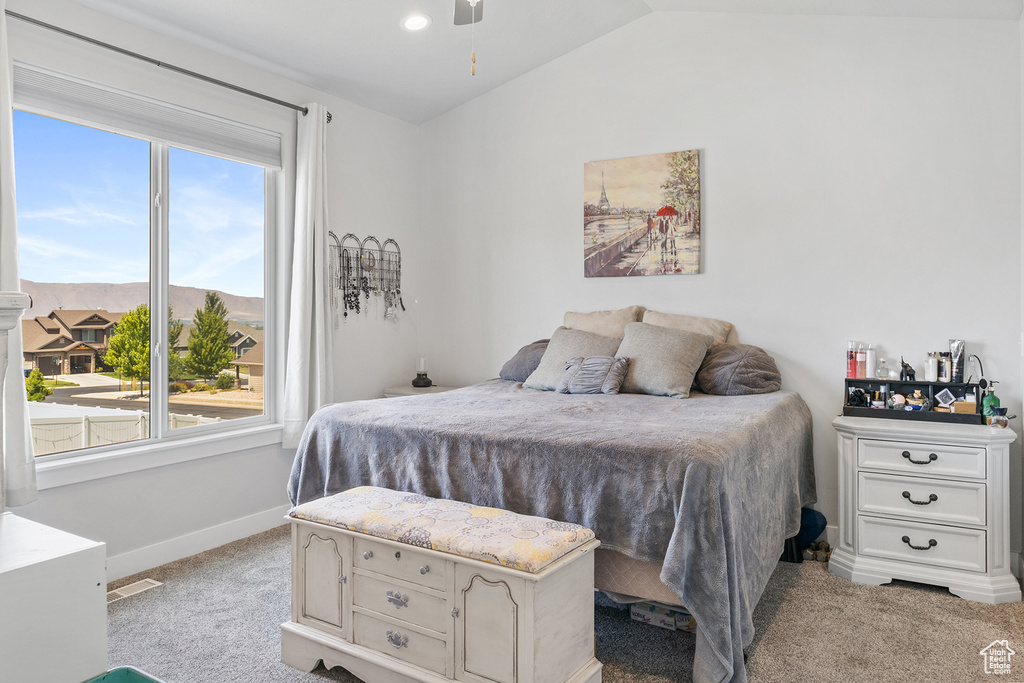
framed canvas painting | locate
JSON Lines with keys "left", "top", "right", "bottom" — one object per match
{"left": 583, "top": 149, "right": 700, "bottom": 277}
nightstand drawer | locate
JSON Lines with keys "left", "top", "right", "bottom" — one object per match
{"left": 353, "top": 612, "right": 447, "bottom": 676}
{"left": 858, "top": 516, "right": 986, "bottom": 573}
{"left": 353, "top": 537, "right": 447, "bottom": 591}
{"left": 858, "top": 439, "right": 986, "bottom": 479}
{"left": 352, "top": 571, "right": 448, "bottom": 634}
{"left": 858, "top": 473, "right": 986, "bottom": 526}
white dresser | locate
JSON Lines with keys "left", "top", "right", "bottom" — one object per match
{"left": 282, "top": 499, "right": 602, "bottom": 683}
{"left": 830, "top": 416, "right": 1021, "bottom": 604}
{"left": 0, "top": 513, "right": 108, "bottom": 683}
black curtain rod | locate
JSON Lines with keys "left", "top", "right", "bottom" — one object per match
{"left": 5, "top": 10, "right": 314, "bottom": 117}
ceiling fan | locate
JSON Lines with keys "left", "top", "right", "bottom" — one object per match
{"left": 453, "top": 0, "right": 484, "bottom": 26}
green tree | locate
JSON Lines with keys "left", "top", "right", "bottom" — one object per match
{"left": 25, "top": 369, "right": 52, "bottom": 402}
{"left": 105, "top": 303, "right": 150, "bottom": 396}
{"left": 185, "top": 291, "right": 234, "bottom": 380}
{"left": 167, "top": 308, "right": 186, "bottom": 381}
{"left": 660, "top": 150, "right": 701, "bottom": 234}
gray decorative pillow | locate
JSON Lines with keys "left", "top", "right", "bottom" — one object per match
{"left": 499, "top": 339, "right": 550, "bottom": 382}
{"left": 696, "top": 343, "right": 782, "bottom": 395}
{"left": 616, "top": 322, "right": 714, "bottom": 398}
{"left": 523, "top": 327, "right": 622, "bottom": 391}
{"left": 556, "top": 356, "right": 630, "bottom": 395}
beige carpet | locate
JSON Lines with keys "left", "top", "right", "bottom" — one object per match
{"left": 107, "top": 526, "right": 1024, "bottom": 683}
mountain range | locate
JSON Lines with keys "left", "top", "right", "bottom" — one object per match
{"left": 20, "top": 280, "right": 264, "bottom": 324}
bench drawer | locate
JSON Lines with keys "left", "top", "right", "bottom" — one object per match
{"left": 353, "top": 612, "right": 447, "bottom": 676}
{"left": 353, "top": 537, "right": 447, "bottom": 591}
{"left": 353, "top": 571, "right": 448, "bottom": 634}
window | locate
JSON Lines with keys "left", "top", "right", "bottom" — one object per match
{"left": 13, "top": 73, "right": 277, "bottom": 459}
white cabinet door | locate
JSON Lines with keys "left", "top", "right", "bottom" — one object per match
{"left": 454, "top": 564, "right": 529, "bottom": 683}
{"left": 295, "top": 524, "right": 352, "bottom": 640}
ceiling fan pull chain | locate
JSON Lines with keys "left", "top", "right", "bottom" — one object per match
{"left": 471, "top": 0, "right": 477, "bottom": 75}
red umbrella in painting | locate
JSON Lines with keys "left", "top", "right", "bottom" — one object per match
{"left": 656, "top": 205, "right": 678, "bottom": 216}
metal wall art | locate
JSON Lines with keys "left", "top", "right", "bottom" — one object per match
{"left": 329, "top": 232, "right": 405, "bottom": 321}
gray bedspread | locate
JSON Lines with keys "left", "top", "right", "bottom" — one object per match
{"left": 288, "top": 379, "right": 815, "bottom": 683}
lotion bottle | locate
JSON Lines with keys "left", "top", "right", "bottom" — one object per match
{"left": 856, "top": 343, "right": 867, "bottom": 379}
{"left": 866, "top": 344, "right": 877, "bottom": 379}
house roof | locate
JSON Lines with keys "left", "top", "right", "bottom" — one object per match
{"left": 50, "top": 309, "right": 122, "bottom": 329}
{"left": 176, "top": 320, "right": 264, "bottom": 349}
{"left": 21, "top": 309, "right": 123, "bottom": 354}
{"left": 230, "top": 341, "right": 263, "bottom": 367}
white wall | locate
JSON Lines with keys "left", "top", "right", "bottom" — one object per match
{"left": 7, "top": 0, "right": 424, "bottom": 578}
{"left": 419, "top": 12, "right": 1023, "bottom": 553}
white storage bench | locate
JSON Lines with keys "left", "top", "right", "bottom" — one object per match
{"left": 281, "top": 486, "right": 602, "bottom": 683}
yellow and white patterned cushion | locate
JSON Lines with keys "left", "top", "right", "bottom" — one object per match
{"left": 289, "top": 486, "right": 596, "bottom": 574}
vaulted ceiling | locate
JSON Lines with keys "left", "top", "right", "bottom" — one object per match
{"left": 67, "top": 0, "right": 1023, "bottom": 125}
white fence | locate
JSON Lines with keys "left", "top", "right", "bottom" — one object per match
{"left": 30, "top": 408, "right": 222, "bottom": 456}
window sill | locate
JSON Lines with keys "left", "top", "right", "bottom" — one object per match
{"left": 35, "top": 422, "right": 284, "bottom": 491}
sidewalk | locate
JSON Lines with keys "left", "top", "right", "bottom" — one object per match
{"left": 78, "top": 388, "right": 264, "bottom": 410}
{"left": 56, "top": 373, "right": 121, "bottom": 387}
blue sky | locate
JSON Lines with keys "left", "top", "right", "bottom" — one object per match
{"left": 13, "top": 110, "right": 265, "bottom": 298}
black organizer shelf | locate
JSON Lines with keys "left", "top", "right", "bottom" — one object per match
{"left": 842, "top": 378, "right": 983, "bottom": 425}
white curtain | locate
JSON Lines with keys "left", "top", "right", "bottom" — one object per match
{"left": 0, "top": 1, "right": 37, "bottom": 507}
{"left": 283, "top": 103, "right": 333, "bottom": 448}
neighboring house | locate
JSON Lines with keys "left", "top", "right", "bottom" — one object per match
{"left": 230, "top": 341, "right": 263, "bottom": 392}
{"left": 21, "top": 309, "right": 123, "bottom": 375}
{"left": 174, "top": 320, "right": 263, "bottom": 360}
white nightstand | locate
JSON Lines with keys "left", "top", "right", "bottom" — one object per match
{"left": 830, "top": 416, "right": 1020, "bottom": 604}
{"left": 383, "top": 385, "right": 459, "bottom": 399}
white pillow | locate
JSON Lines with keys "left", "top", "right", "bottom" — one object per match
{"left": 642, "top": 310, "right": 737, "bottom": 345}
{"left": 563, "top": 305, "right": 644, "bottom": 339}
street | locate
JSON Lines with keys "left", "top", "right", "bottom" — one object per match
{"left": 46, "top": 385, "right": 262, "bottom": 420}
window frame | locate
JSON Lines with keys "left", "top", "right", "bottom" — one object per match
{"left": 13, "top": 80, "right": 283, "bottom": 484}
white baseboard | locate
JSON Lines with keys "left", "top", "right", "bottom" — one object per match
{"left": 105, "top": 504, "right": 290, "bottom": 582}
{"left": 825, "top": 524, "right": 838, "bottom": 548}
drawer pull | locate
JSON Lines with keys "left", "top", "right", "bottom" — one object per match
{"left": 902, "top": 491, "right": 938, "bottom": 506}
{"left": 419, "top": 565, "right": 430, "bottom": 575}
{"left": 395, "top": 551, "right": 401, "bottom": 559}
{"left": 338, "top": 575, "right": 347, "bottom": 584}
{"left": 363, "top": 551, "right": 373, "bottom": 560}
{"left": 902, "top": 451, "right": 938, "bottom": 465}
{"left": 386, "top": 629, "right": 409, "bottom": 649}
{"left": 386, "top": 589, "right": 409, "bottom": 609}
{"left": 901, "top": 535, "right": 937, "bottom": 551}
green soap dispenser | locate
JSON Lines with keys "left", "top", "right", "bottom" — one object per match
{"left": 982, "top": 380, "right": 1001, "bottom": 417}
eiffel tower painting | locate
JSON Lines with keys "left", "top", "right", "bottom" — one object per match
{"left": 583, "top": 149, "right": 701, "bottom": 278}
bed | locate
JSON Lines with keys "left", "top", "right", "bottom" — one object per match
{"left": 288, "top": 377, "right": 815, "bottom": 683}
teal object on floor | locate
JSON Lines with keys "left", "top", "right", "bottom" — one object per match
{"left": 84, "top": 666, "right": 166, "bottom": 683}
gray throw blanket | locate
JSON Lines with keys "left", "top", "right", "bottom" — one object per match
{"left": 288, "top": 379, "right": 815, "bottom": 683}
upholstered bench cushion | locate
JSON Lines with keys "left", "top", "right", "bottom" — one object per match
{"left": 289, "top": 486, "right": 596, "bottom": 574}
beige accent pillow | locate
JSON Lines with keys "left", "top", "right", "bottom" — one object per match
{"left": 642, "top": 310, "right": 737, "bottom": 345}
{"left": 617, "top": 322, "right": 714, "bottom": 398}
{"left": 523, "top": 327, "right": 623, "bottom": 391}
{"left": 564, "top": 305, "right": 644, "bottom": 339}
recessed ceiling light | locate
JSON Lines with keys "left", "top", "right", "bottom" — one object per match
{"left": 401, "top": 13, "right": 431, "bottom": 31}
